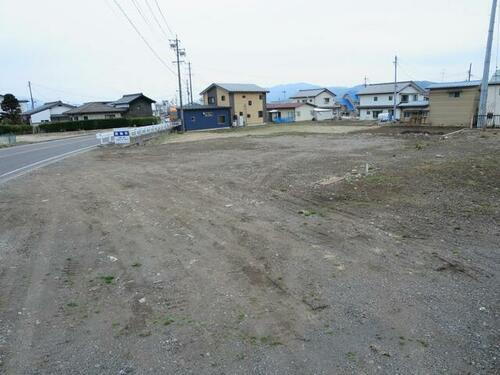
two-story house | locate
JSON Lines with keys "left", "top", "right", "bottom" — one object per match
{"left": 200, "top": 83, "right": 268, "bottom": 126}
{"left": 357, "top": 81, "right": 427, "bottom": 121}
{"left": 290, "top": 88, "right": 340, "bottom": 115}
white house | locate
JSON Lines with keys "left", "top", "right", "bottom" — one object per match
{"left": 357, "top": 81, "right": 427, "bottom": 121}
{"left": 487, "top": 69, "right": 500, "bottom": 117}
{"left": 267, "top": 102, "right": 316, "bottom": 122}
{"left": 290, "top": 88, "right": 340, "bottom": 116}
{"left": 23, "top": 101, "right": 76, "bottom": 125}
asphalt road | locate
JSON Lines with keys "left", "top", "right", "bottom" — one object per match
{"left": 0, "top": 135, "right": 99, "bottom": 184}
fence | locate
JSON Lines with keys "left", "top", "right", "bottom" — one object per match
{"left": 473, "top": 115, "right": 500, "bottom": 128}
{"left": 96, "top": 121, "right": 178, "bottom": 145}
{"left": 0, "top": 134, "right": 16, "bottom": 145}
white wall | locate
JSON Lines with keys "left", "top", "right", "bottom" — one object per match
{"left": 292, "top": 91, "right": 336, "bottom": 108}
{"left": 487, "top": 85, "right": 500, "bottom": 115}
{"left": 30, "top": 104, "right": 75, "bottom": 124}
{"left": 295, "top": 105, "right": 315, "bottom": 121}
{"left": 31, "top": 109, "right": 51, "bottom": 124}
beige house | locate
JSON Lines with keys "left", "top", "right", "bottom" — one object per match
{"left": 267, "top": 102, "right": 316, "bottom": 122}
{"left": 200, "top": 83, "right": 268, "bottom": 126}
{"left": 428, "top": 81, "right": 481, "bottom": 127}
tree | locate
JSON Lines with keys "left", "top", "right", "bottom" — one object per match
{"left": 1, "top": 93, "right": 22, "bottom": 124}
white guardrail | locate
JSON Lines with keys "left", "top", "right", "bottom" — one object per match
{"left": 96, "top": 121, "right": 179, "bottom": 145}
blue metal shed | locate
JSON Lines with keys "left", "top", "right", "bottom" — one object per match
{"left": 182, "top": 105, "right": 231, "bottom": 131}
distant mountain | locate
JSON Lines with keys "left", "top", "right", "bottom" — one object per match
{"left": 267, "top": 80, "right": 436, "bottom": 103}
{"left": 266, "top": 83, "right": 321, "bottom": 102}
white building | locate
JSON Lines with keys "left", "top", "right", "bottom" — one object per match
{"left": 487, "top": 69, "right": 500, "bottom": 117}
{"left": 357, "top": 81, "right": 427, "bottom": 121}
{"left": 290, "top": 88, "right": 340, "bottom": 116}
{"left": 23, "top": 101, "right": 76, "bottom": 125}
{"left": 267, "top": 102, "right": 316, "bottom": 122}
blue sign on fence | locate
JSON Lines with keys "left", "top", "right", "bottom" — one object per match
{"left": 113, "top": 128, "right": 130, "bottom": 144}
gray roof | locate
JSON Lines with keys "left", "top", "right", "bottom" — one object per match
{"left": 201, "top": 83, "right": 268, "bottom": 94}
{"left": 113, "top": 93, "right": 155, "bottom": 105}
{"left": 23, "top": 101, "right": 75, "bottom": 116}
{"left": 290, "top": 88, "right": 336, "bottom": 98}
{"left": 357, "top": 81, "right": 425, "bottom": 95}
{"left": 64, "top": 102, "right": 127, "bottom": 115}
{"left": 428, "top": 80, "right": 481, "bottom": 90}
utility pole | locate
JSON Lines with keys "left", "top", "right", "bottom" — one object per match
{"left": 170, "top": 36, "right": 186, "bottom": 132}
{"left": 468, "top": 63, "right": 473, "bottom": 81}
{"left": 186, "top": 79, "right": 190, "bottom": 105}
{"left": 364, "top": 76, "right": 368, "bottom": 87}
{"left": 188, "top": 62, "right": 194, "bottom": 105}
{"left": 28, "top": 81, "right": 34, "bottom": 110}
{"left": 478, "top": 0, "right": 498, "bottom": 128}
{"left": 393, "top": 55, "right": 398, "bottom": 122}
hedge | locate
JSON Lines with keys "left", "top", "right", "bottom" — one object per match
{"left": 38, "top": 117, "right": 160, "bottom": 133}
{"left": 0, "top": 124, "right": 33, "bottom": 135}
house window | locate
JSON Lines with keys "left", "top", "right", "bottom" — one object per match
{"left": 83, "top": 116, "right": 88, "bottom": 120}
{"left": 248, "top": 100, "right": 252, "bottom": 106}
{"left": 309, "top": 99, "right": 313, "bottom": 102}
{"left": 389, "top": 95, "right": 393, "bottom": 101}
{"left": 302, "top": 99, "right": 307, "bottom": 103}
{"left": 449, "top": 91, "right": 461, "bottom": 98}
{"left": 259, "top": 95, "right": 263, "bottom": 100}
{"left": 296, "top": 111, "right": 301, "bottom": 117}
{"left": 401, "top": 95, "right": 409, "bottom": 102}
{"left": 233, "top": 115, "right": 237, "bottom": 120}
{"left": 247, "top": 114, "right": 251, "bottom": 118}
{"left": 242, "top": 95, "right": 246, "bottom": 98}
{"left": 105, "top": 114, "right": 116, "bottom": 119}
{"left": 367, "top": 111, "right": 371, "bottom": 115}
{"left": 258, "top": 111, "right": 263, "bottom": 118}
{"left": 374, "top": 96, "right": 378, "bottom": 102}
{"left": 413, "top": 94, "right": 418, "bottom": 101}
{"left": 203, "top": 112, "right": 213, "bottom": 117}
{"left": 324, "top": 98, "right": 330, "bottom": 104}
{"left": 404, "top": 111, "right": 411, "bottom": 118}
{"left": 239, "top": 112, "right": 243, "bottom": 116}
{"left": 208, "top": 97, "right": 216, "bottom": 104}
{"left": 221, "top": 95, "right": 226, "bottom": 101}
{"left": 217, "top": 115, "right": 226, "bottom": 124}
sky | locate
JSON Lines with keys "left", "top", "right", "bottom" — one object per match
{"left": 0, "top": 0, "right": 496, "bottom": 105}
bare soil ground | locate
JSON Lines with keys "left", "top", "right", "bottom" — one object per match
{"left": 0, "top": 124, "right": 498, "bottom": 374}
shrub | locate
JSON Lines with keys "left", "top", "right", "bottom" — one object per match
{"left": 38, "top": 117, "right": 160, "bottom": 133}
{"left": 0, "top": 124, "right": 33, "bottom": 135}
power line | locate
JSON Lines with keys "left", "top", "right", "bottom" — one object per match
{"left": 154, "top": 0, "right": 175, "bottom": 37}
{"left": 129, "top": 0, "right": 157, "bottom": 35}
{"left": 145, "top": 0, "right": 170, "bottom": 39}
{"left": 112, "top": 0, "right": 177, "bottom": 77}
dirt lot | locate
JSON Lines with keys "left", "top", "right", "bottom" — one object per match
{"left": 0, "top": 124, "right": 498, "bottom": 374}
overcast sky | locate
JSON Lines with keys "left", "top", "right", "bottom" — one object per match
{"left": 0, "top": 0, "right": 496, "bottom": 105}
